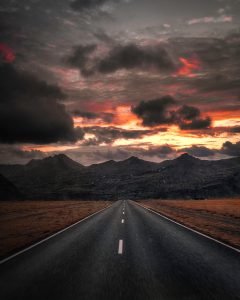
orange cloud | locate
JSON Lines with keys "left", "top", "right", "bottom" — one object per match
{"left": 176, "top": 56, "right": 201, "bottom": 77}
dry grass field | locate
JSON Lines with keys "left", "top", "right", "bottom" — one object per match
{"left": 139, "top": 199, "right": 240, "bottom": 249}
{"left": 0, "top": 201, "right": 111, "bottom": 259}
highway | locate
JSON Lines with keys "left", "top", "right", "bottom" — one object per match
{"left": 0, "top": 200, "right": 240, "bottom": 300}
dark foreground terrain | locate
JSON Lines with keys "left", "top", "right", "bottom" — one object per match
{"left": 0, "top": 153, "right": 240, "bottom": 200}
{"left": 0, "top": 200, "right": 240, "bottom": 300}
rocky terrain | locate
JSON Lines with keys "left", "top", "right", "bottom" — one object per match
{"left": 0, "top": 153, "right": 240, "bottom": 200}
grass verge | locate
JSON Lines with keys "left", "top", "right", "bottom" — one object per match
{"left": 0, "top": 200, "right": 111, "bottom": 259}
{"left": 139, "top": 199, "right": 240, "bottom": 249}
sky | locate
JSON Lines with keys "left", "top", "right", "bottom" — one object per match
{"left": 0, "top": 0, "right": 240, "bottom": 165}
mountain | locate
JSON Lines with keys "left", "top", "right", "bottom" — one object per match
{"left": 89, "top": 156, "right": 159, "bottom": 176}
{"left": 0, "top": 153, "right": 240, "bottom": 200}
{"left": 0, "top": 154, "right": 86, "bottom": 199}
{"left": 0, "top": 174, "right": 22, "bottom": 200}
{"left": 26, "top": 154, "right": 85, "bottom": 172}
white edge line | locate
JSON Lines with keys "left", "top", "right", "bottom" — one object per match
{"left": 0, "top": 203, "right": 114, "bottom": 265}
{"left": 133, "top": 201, "right": 240, "bottom": 254}
{"left": 118, "top": 239, "right": 123, "bottom": 254}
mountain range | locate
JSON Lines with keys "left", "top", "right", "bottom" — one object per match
{"left": 0, "top": 153, "right": 240, "bottom": 200}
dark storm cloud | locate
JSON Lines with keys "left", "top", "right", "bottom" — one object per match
{"left": 220, "top": 141, "right": 240, "bottom": 156}
{"left": 0, "top": 64, "right": 77, "bottom": 144}
{"left": 132, "top": 96, "right": 176, "bottom": 127}
{"left": 66, "top": 43, "right": 176, "bottom": 76}
{"left": 74, "top": 127, "right": 85, "bottom": 140}
{"left": 82, "top": 126, "right": 161, "bottom": 145}
{"left": 132, "top": 97, "right": 212, "bottom": 130}
{"left": 179, "top": 145, "right": 215, "bottom": 157}
{"left": 175, "top": 105, "right": 211, "bottom": 130}
{"left": 97, "top": 44, "right": 176, "bottom": 74}
{"left": 71, "top": 110, "right": 114, "bottom": 123}
{"left": 67, "top": 44, "right": 97, "bottom": 77}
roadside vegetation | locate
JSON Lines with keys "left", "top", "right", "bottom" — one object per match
{"left": 140, "top": 199, "right": 240, "bottom": 249}
{"left": 0, "top": 201, "right": 111, "bottom": 259}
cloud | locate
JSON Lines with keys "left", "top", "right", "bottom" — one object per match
{"left": 132, "top": 96, "right": 211, "bottom": 130}
{"left": 0, "top": 145, "right": 46, "bottom": 164}
{"left": 0, "top": 43, "right": 15, "bottom": 63}
{"left": 74, "top": 127, "right": 85, "bottom": 140}
{"left": 187, "top": 15, "right": 232, "bottom": 25}
{"left": 220, "top": 141, "right": 240, "bottom": 156}
{"left": 132, "top": 96, "right": 176, "bottom": 127}
{"left": 97, "top": 44, "right": 176, "bottom": 74}
{"left": 142, "top": 145, "right": 175, "bottom": 158}
{"left": 82, "top": 126, "right": 160, "bottom": 145}
{"left": 70, "top": 0, "right": 110, "bottom": 11}
{"left": 230, "top": 126, "right": 240, "bottom": 133}
{"left": 67, "top": 44, "right": 97, "bottom": 77}
{"left": 193, "top": 75, "right": 240, "bottom": 93}
{"left": 93, "top": 29, "right": 115, "bottom": 45}
{"left": 66, "top": 43, "right": 176, "bottom": 77}
{"left": 0, "top": 64, "right": 77, "bottom": 144}
{"left": 169, "top": 35, "right": 236, "bottom": 71}
{"left": 175, "top": 105, "right": 211, "bottom": 130}
{"left": 179, "top": 145, "right": 215, "bottom": 157}
{"left": 72, "top": 110, "right": 114, "bottom": 123}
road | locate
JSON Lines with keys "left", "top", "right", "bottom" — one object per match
{"left": 0, "top": 200, "right": 240, "bottom": 300}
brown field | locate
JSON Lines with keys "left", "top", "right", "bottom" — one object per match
{"left": 0, "top": 201, "right": 111, "bottom": 259}
{"left": 139, "top": 199, "right": 240, "bottom": 249}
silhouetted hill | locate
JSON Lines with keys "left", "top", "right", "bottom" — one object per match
{"left": 0, "top": 153, "right": 240, "bottom": 200}
{"left": 0, "top": 174, "right": 22, "bottom": 200}
{"left": 27, "top": 154, "right": 85, "bottom": 171}
{"left": 89, "top": 156, "right": 159, "bottom": 176}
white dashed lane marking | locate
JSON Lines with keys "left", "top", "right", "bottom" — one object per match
{"left": 118, "top": 240, "right": 123, "bottom": 254}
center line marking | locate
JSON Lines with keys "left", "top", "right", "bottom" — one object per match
{"left": 118, "top": 240, "right": 123, "bottom": 254}
{"left": 121, "top": 219, "right": 124, "bottom": 223}
{"left": 123, "top": 211, "right": 125, "bottom": 215}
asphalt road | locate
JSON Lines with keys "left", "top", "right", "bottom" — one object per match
{"left": 0, "top": 200, "right": 240, "bottom": 300}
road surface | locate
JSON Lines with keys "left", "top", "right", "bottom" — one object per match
{"left": 0, "top": 200, "right": 240, "bottom": 300}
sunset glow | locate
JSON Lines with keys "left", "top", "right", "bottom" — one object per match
{"left": 0, "top": 0, "right": 239, "bottom": 165}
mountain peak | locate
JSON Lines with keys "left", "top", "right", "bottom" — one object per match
{"left": 49, "top": 154, "right": 70, "bottom": 162}
{"left": 176, "top": 153, "right": 199, "bottom": 162}
{"left": 53, "top": 153, "right": 68, "bottom": 159}
{"left": 27, "top": 154, "right": 84, "bottom": 170}
{"left": 125, "top": 156, "right": 141, "bottom": 162}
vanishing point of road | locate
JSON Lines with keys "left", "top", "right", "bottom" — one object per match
{"left": 0, "top": 200, "right": 240, "bottom": 300}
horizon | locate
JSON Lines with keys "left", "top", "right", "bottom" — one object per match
{"left": 2, "top": 151, "right": 238, "bottom": 167}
